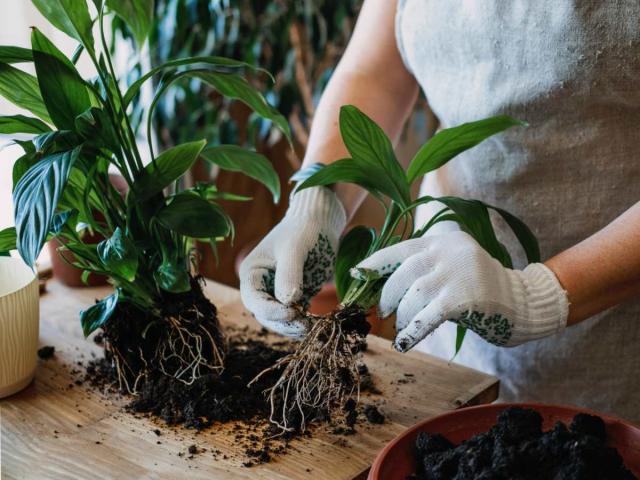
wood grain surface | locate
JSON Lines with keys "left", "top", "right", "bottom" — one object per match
{"left": 0, "top": 279, "right": 499, "bottom": 480}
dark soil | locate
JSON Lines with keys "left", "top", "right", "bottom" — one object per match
{"left": 412, "top": 407, "right": 636, "bottom": 480}
{"left": 100, "top": 277, "right": 225, "bottom": 389}
{"left": 37, "top": 345, "right": 55, "bottom": 359}
{"left": 85, "top": 321, "right": 380, "bottom": 465}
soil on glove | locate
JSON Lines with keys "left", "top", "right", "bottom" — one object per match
{"left": 412, "top": 407, "right": 636, "bottom": 480}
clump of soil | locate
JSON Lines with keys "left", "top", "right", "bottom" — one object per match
{"left": 37, "top": 345, "right": 55, "bottom": 359}
{"left": 412, "top": 407, "right": 636, "bottom": 480}
{"left": 251, "top": 304, "right": 371, "bottom": 432}
{"left": 100, "top": 277, "right": 225, "bottom": 392}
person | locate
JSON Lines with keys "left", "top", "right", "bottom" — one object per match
{"left": 239, "top": 0, "right": 640, "bottom": 422}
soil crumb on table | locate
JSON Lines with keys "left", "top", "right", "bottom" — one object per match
{"left": 411, "top": 407, "right": 636, "bottom": 480}
{"left": 37, "top": 345, "right": 55, "bottom": 359}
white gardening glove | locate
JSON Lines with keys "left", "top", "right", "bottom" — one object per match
{"left": 240, "top": 187, "right": 347, "bottom": 337}
{"left": 353, "top": 231, "right": 569, "bottom": 352}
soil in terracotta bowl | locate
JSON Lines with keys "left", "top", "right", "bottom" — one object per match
{"left": 411, "top": 407, "right": 636, "bottom": 480}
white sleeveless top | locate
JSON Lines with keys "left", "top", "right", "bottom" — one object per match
{"left": 396, "top": 0, "right": 640, "bottom": 422}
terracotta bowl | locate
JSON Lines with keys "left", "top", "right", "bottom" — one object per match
{"left": 0, "top": 257, "right": 39, "bottom": 398}
{"left": 369, "top": 403, "right": 640, "bottom": 479}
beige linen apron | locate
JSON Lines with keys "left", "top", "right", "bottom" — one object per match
{"left": 396, "top": 0, "right": 640, "bottom": 422}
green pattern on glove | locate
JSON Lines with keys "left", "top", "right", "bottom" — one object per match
{"left": 300, "top": 233, "right": 335, "bottom": 307}
{"left": 451, "top": 310, "right": 513, "bottom": 346}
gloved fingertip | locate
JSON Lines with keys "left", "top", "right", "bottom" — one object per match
{"left": 393, "top": 333, "right": 415, "bottom": 353}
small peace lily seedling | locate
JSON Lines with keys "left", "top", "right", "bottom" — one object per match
{"left": 256, "top": 105, "right": 539, "bottom": 431}
{"left": 0, "top": 0, "right": 289, "bottom": 392}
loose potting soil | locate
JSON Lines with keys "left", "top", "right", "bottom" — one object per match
{"left": 85, "top": 316, "right": 383, "bottom": 465}
{"left": 411, "top": 407, "right": 636, "bottom": 480}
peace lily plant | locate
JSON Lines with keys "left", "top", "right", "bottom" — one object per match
{"left": 256, "top": 105, "right": 540, "bottom": 431}
{"left": 0, "top": 0, "right": 289, "bottom": 392}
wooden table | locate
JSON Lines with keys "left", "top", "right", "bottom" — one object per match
{"left": 0, "top": 279, "right": 499, "bottom": 480}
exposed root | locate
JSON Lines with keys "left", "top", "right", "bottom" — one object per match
{"left": 251, "top": 305, "right": 369, "bottom": 432}
{"left": 101, "top": 278, "right": 226, "bottom": 392}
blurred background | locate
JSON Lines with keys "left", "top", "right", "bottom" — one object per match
{"left": 2, "top": 1, "right": 435, "bottom": 306}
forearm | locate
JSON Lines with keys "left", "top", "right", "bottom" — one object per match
{"left": 545, "top": 202, "right": 640, "bottom": 326}
{"left": 302, "top": 0, "right": 419, "bottom": 219}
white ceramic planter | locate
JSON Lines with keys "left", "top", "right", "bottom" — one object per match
{"left": 0, "top": 257, "right": 39, "bottom": 398}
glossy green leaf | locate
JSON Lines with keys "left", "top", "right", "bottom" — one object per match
{"left": 134, "top": 140, "right": 206, "bottom": 201}
{"left": 192, "top": 71, "right": 290, "bottom": 142}
{"left": 123, "top": 56, "right": 266, "bottom": 107}
{"left": 97, "top": 227, "right": 138, "bottom": 281}
{"left": 154, "top": 261, "right": 190, "bottom": 293}
{"left": 80, "top": 291, "right": 118, "bottom": 337}
{"left": 13, "top": 147, "right": 80, "bottom": 266}
{"left": 0, "top": 63, "right": 51, "bottom": 122}
{"left": 74, "top": 107, "right": 119, "bottom": 150}
{"left": 106, "top": 0, "right": 153, "bottom": 47}
{"left": 0, "top": 227, "right": 17, "bottom": 255}
{"left": 0, "top": 46, "right": 33, "bottom": 63}
{"left": 406, "top": 116, "right": 526, "bottom": 184}
{"left": 12, "top": 152, "right": 38, "bottom": 189}
{"left": 454, "top": 325, "right": 467, "bottom": 358}
{"left": 0, "top": 115, "right": 51, "bottom": 135}
{"left": 32, "top": 28, "right": 91, "bottom": 130}
{"left": 339, "top": 105, "right": 410, "bottom": 207}
{"left": 50, "top": 210, "right": 76, "bottom": 235}
{"left": 335, "top": 226, "right": 376, "bottom": 300}
{"left": 156, "top": 193, "right": 231, "bottom": 239}
{"left": 434, "top": 196, "right": 512, "bottom": 268}
{"left": 200, "top": 145, "right": 280, "bottom": 203}
{"left": 31, "top": 0, "right": 95, "bottom": 53}
{"left": 297, "top": 158, "right": 383, "bottom": 202}
{"left": 487, "top": 205, "right": 540, "bottom": 263}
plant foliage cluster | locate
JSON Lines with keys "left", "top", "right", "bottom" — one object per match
{"left": 0, "top": 0, "right": 289, "bottom": 338}
{"left": 114, "top": 0, "right": 361, "bottom": 149}
{"left": 298, "top": 105, "right": 540, "bottom": 353}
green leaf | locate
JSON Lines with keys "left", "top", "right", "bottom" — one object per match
{"left": 297, "top": 158, "right": 384, "bottom": 202}
{"left": 80, "top": 291, "right": 118, "bottom": 337}
{"left": 75, "top": 107, "right": 119, "bottom": 150}
{"left": 13, "top": 147, "right": 80, "bottom": 266}
{"left": 12, "top": 152, "right": 38, "bottom": 189}
{"left": 0, "top": 63, "right": 51, "bottom": 123}
{"left": 123, "top": 56, "right": 267, "bottom": 107}
{"left": 406, "top": 115, "right": 526, "bottom": 184}
{"left": 191, "top": 71, "right": 291, "bottom": 142}
{"left": 0, "top": 227, "right": 17, "bottom": 255}
{"left": 335, "top": 226, "right": 376, "bottom": 300}
{"left": 0, "top": 115, "right": 51, "bottom": 135}
{"left": 156, "top": 193, "right": 231, "bottom": 239}
{"left": 434, "top": 196, "right": 512, "bottom": 268}
{"left": 454, "top": 325, "right": 467, "bottom": 358}
{"left": 32, "top": 28, "right": 91, "bottom": 130}
{"left": 200, "top": 145, "right": 280, "bottom": 203}
{"left": 154, "top": 261, "right": 190, "bottom": 293}
{"left": 50, "top": 210, "right": 76, "bottom": 235}
{"left": 487, "top": 205, "right": 541, "bottom": 263}
{"left": 97, "top": 227, "right": 138, "bottom": 282}
{"left": 106, "top": 0, "right": 153, "bottom": 47}
{"left": 0, "top": 46, "right": 33, "bottom": 63}
{"left": 339, "top": 105, "right": 410, "bottom": 207}
{"left": 133, "top": 140, "right": 207, "bottom": 201}
{"left": 31, "top": 0, "right": 95, "bottom": 53}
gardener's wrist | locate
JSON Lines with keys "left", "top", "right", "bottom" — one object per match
{"left": 512, "top": 263, "right": 569, "bottom": 342}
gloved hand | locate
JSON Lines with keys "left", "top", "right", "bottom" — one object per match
{"left": 353, "top": 231, "right": 569, "bottom": 352}
{"left": 240, "top": 186, "right": 347, "bottom": 337}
